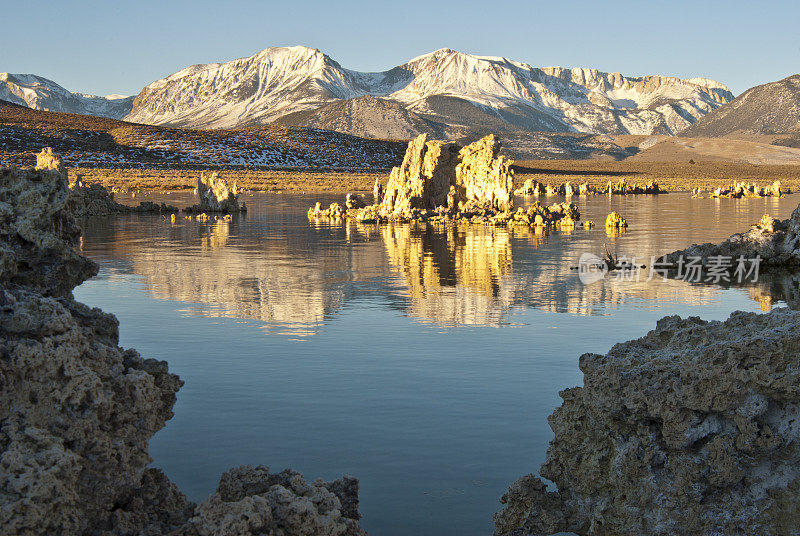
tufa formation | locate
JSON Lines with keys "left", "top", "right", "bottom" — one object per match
{"left": 495, "top": 308, "right": 800, "bottom": 536}
{"left": 310, "top": 134, "right": 582, "bottom": 228}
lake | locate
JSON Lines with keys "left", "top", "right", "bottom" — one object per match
{"left": 73, "top": 190, "right": 799, "bottom": 536}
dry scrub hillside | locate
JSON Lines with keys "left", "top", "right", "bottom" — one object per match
{"left": 0, "top": 99, "right": 405, "bottom": 171}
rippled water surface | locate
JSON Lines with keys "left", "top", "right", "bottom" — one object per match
{"left": 73, "top": 191, "right": 799, "bottom": 536}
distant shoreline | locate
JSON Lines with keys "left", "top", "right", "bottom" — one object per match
{"left": 64, "top": 161, "right": 800, "bottom": 195}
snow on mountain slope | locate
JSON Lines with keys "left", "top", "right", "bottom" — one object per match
{"left": 0, "top": 73, "right": 133, "bottom": 119}
{"left": 125, "top": 46, "right": 733, "bottom": 135}
{"left": 125, "top": 46, "right": 386, "bottom": 128}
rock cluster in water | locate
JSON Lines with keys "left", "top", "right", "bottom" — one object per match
{"left": 692, "top": 180, "right": 788, "bottom": 199}
{"left": 184, "top": 171, "right": 246, "bottom": 214}
{"left": 662, "top": 205, "right": 800, "bottom": 267}
{"left": 604, "top": 211, "right": 628, "bottom": 229}
{"left": 495, "top": 308, "right": 800, "bottom": 536}
{"left": 0, "top": 164, "right": 364, "bottom": 535}
{"left": 310, "top": 134, "right": 582, "bottom": 228}
{"left": 514, "top": 178, "right": 663, "bottom": 197}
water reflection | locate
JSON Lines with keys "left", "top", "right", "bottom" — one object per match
{"left": 78, "top": 192, "right": 800, "bottom": 337}
{"left": 380, "top": 225, "right": 514, "bottom": 326}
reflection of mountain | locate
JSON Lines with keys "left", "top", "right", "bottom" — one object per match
{"left": 77, "top": 193, "right": 800, "bottom": 336}
{"left": 81, "top": 215, "right": 389, "bottom": 337}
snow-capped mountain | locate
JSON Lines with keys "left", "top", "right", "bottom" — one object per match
{"left": 125, "top": 46, "right": 733, "bottom": 135}
{"left": 0, "top": 73, "right": 133, "bottom": 119}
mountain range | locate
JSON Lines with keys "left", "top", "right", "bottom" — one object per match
{"left": 1, "top": 46, "right": 735, "bottom": 146}
{"left": 0, "top": 73, "right": 133, "bottom": 119}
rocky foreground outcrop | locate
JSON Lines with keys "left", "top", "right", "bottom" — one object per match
{"left": 0, "top": 164, "right": 364, "bottom": 535}
{"left": 662, "top": 205, "right": 800, "bottom": 267}
{"left": 495, "top": 308, "right": 800, "bottom": 536}
{"left": 310, "top": 134, "right": 583, "bottom": 228}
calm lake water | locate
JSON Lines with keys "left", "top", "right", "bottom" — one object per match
{"left": 73, "top": 191, "right": 799, "bottom": 536}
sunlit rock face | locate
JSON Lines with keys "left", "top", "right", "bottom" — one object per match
{"left": 454, "top": 134, "right": 514, "bottom": 211}
{"left": 662, "top": 204, "right": 800, "bottom": 267}
{"left": 380, "top": 134, "right": 514, "bottom": 216}
{"left": 186, "top": 171, "right": 245, "bottom": 214}
{"left": 495, "top": 308, "right": 800, "bottom": 536}
{"left": 381, "top": 134, "right": 460, "bottom": 214}
{"left": 34, "top": 146, "right": 66, "bottom": 176}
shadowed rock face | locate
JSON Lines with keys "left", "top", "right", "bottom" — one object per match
{"left": 0, "top": 164, "right": 365, "bottom": 535}
{"left": 495, "top": 308, "right": 800, "bottom": 536}
{"left": 662, "top": 204, "right": 800, "bottom": 267}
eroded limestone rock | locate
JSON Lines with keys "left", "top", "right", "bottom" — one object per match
{"left": 185, "top": 172, "right": 245, "bottom": 214}
{"left": 0, "top": 166, "right": 97, "bottom": 297}
{"left": 605, "top": 211, "right": 628, "bottom": 229}
{"left": 495, "top": 308, "right": 800, "bottom": 536}
{"left": 372, "top": 177, "right": 384, "bottom": 204}
{"left": 454, "top": 134, "right": 513, "bottom": 211}
{"left": 0, "top": 163, "right": 186, "bottom": 533}
{"left": 184, "top": 466, "right": 365, "bottom": 536}
{"left": 34, "top": 146, "right": 66, "bottom": 176}
{"left": 708, "top": 181, "right": 788, "bottom": 199}
{"left": 380, "top": 134, "right": 460, "bottom": 215}
{"left": 310, "top": 135, "right": 591, "bottom": 229}
{"left": 515, "top": 179, "right": 662, "bottom": 197}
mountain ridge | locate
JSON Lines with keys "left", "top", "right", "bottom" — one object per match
{"left": 0, "top": 73, "right": 133, "bottom": 119}
{"left": 123, "top": 45, "right": 733, "bottom": 135}
{"left": 2, "top": 46, "right": 735, "bottom": 140}
{"left": 681, "top": 73, "right": 800, "bottom": 138}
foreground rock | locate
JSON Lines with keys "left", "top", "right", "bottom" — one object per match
{"left": 184, "top": 171, "right": 246, "bottom": 214}
{"left": 185, "top": 466, "right": 365, "bottom": 536}
{"left": 662, "top": 205, "right": 800, "bottom": 267}
{"left": 310, "top": 134, "right": 582, "bottom": 227}
{"left": 495, "top": 308, "right": 800, "bottom": 536}
{"left": 0, "top": 166, "right": 98, "bottom": 297}
{"left": 0, "top": 164, "right": 364, "bottom": 535}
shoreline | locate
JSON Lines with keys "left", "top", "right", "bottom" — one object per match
{"left": 69, "top": 160, "right": 800, "bottom": 195}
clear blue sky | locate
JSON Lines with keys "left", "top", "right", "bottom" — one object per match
{"left": 1, "top": 0, "right": 798, "bottom": 97}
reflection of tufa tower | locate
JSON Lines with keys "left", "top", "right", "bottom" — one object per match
{"left": 380, "top": 224, "right": 515, "bottom": 326}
